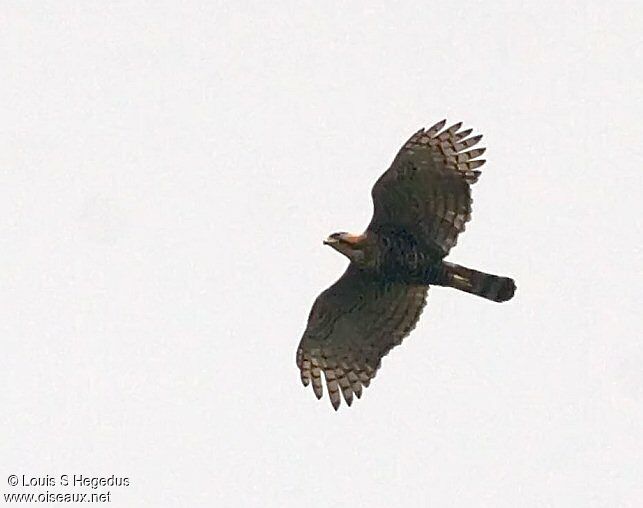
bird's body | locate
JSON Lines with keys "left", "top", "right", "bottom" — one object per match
{"left": 334, "top": 228, "right": 444, "bottom": 282}
{"left": 296, "top": 120, "right": 516, "bottom": 409}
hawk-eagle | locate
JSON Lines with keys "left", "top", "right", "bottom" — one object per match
{"left": 296, "top": 119, "right": 516, "bottom": 410}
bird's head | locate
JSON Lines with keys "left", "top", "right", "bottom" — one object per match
{"left": 323, "top": 232, "right": 367, "bottom": 263}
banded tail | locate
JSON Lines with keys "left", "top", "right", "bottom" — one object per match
{"left": 440, "top": 262, "right": 516, "bottom": 303}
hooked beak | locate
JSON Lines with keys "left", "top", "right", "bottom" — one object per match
{"left": 323, "top": 236, "right": 338, "bottom": 246}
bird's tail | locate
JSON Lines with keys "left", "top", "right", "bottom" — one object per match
{"left": 440, "top": 262, "right": 516, "bottom": 303}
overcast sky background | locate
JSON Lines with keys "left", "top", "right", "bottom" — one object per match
{"left": 1, "top": 2, "right": 641, "bottom": 507}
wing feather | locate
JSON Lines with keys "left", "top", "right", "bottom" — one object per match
{"left": 296, "top": 266, "right": 428, "bottom": 410}
{"left": 369, "top": 120, "right": 487, "bottom": 257}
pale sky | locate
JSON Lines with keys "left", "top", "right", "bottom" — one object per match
{"left": 1, "top": 2, "right": 641, "bottom": 507}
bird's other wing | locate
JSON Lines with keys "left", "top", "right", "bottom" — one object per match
{"left": 296, "top": 265, "right": 428, "bottom": 410}
{"left": 369, "top": 119, "right": 486, "bottom": 258}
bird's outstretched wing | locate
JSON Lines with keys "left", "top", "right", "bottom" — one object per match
{"left": 296, "top": 265, "right": 428, "bottom": 410}
{"left": 369, "top": 119, "right": 486, "bottom": 258}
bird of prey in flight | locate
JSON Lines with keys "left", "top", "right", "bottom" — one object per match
{"left": 296, "top": 119, "right": 516, "bottom": 410}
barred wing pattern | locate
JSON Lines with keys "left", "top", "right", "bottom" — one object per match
{"left": 296, "top": 266, "right": 428, "bottom": 410}
{"left": 369, "top": 120, "right": 486, "bottom": 257}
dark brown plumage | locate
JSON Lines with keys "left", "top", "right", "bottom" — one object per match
{"left": 296, "top": 120, "right": 516, "bottom": 410}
